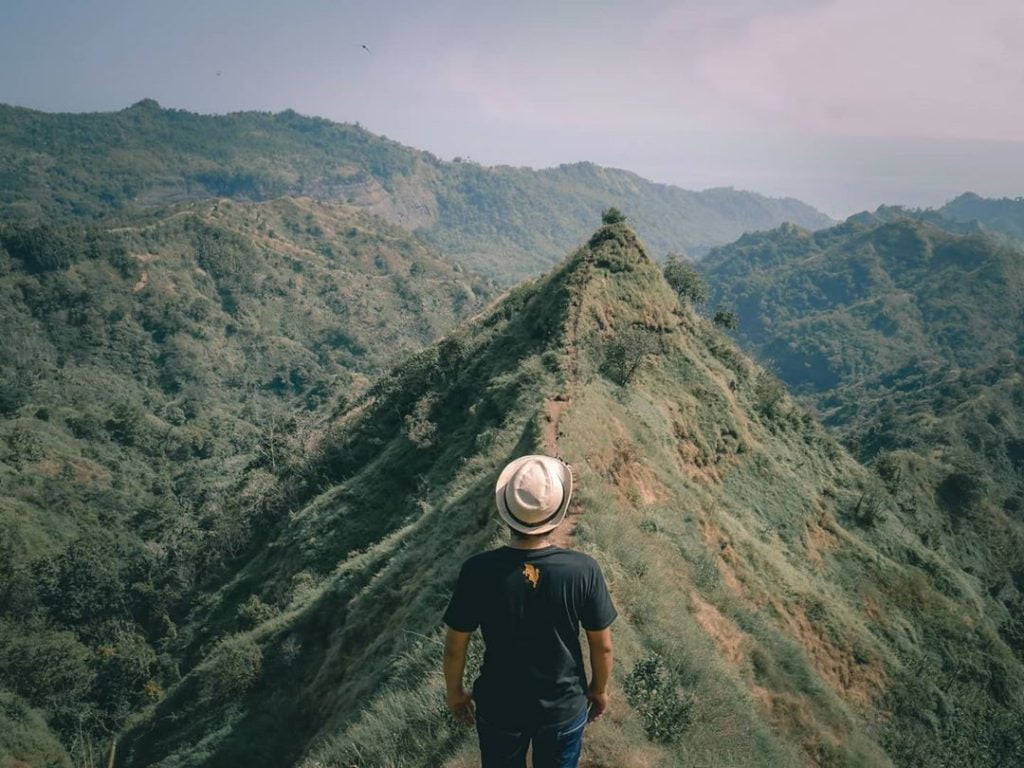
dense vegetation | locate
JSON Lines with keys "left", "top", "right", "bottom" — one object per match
{"left": 0, "top": 198, "right": 492, "bottom": 767}
{"left": 939, "top": 192, "right": 1024, "bottom": 241}
{"left": 109, "top": 221, "right": 1022, "bottom": 767}
{"left": 0, "top": 100, "right": 832, "bottom": 282}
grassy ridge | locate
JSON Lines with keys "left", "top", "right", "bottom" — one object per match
{"left": 0, "top": 100, "right": 832, "bottom": 282}
{"left": 121, "top": 221, "right": 1023, "bottom": 766}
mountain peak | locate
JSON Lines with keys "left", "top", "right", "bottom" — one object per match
{"left": 125, "top": 98, "right": 162, "bottom": 111}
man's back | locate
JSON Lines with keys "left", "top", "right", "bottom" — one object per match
{"left": 442, "top": 455, "right": 616, "bottom": 768}
{"left": 444, "top": 545, "right": 617, "bottom": 729}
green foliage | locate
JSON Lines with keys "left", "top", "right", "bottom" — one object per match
{"left": 98, "top": 216, "right": 1024, "bottom": 768}
{"left": 940, "top": 192, "right": 1024, "bottom": 240}
{"left": 663, "top": 253, "right": 707, "bottom": 306}
{"left": 623, "top": 654, "right": 694, "bottom": 743}
{"left": 0, "top": 690, "right": 72, "bottom": 768}
{"left": 712, "top": 308, "right": 739, "bottom": 330}
{"left": 203, "top": 635, "right": 263, "bottom": 699}
{"left": 237, "top": 595, "right": 278, "bottom": 628}
{"left": 601, "top": 206, "right": 626, "bottom": 225}
{"left": 601, "top": 325, "right": 662, "bottom": 386}
{"left": 936, "top": 458, "right": 989, "bottom": 513}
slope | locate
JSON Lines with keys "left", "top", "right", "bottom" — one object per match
{"left": 0, "top": 197, "right": 492, "bottom": 767}
{"left": 0, "top": 100, "right": 832, "bottom": 282}
{"left": 701, "top": 214, "right": 1024, "bottom": 754}
{"left": 120, "top": 219, "right": 1022, "bottom": 768}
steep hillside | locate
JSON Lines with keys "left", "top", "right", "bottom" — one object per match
{"left": 699, "top": 216, "right": 1024, "bottom": 491}
{"left": 120, "top": 220, "right": 1022, "bottom": 767}
{"left": 701, "top": 215, "right": 1024, "bottom": 752}
{"left": 0, "top": 100, "right": 832, "bottom": 282}
{"left": 0, "top": 198, "right": 492, "bottom": 767}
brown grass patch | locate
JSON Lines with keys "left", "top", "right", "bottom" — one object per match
{"left": 698, "top": 517, "right": 749, "bottom": 598}
{"left": 690, "top": 590, "right": 749, "bottom": 666}
{"left": 31, "top": 458, "right": 112, "bottom": 486}
{"left": 750, "top": 684, "right": 834, "bottom": 767}
{"left": 804, "top": 515, "right": 841, "bottom": 571}
{"left": 586, "top": 420, "right": 668, "bottom": 507}
{"left": 768, "top": 597, "right": 886, "bottom": 711}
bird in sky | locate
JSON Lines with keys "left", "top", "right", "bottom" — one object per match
{"left": 361, "top": 44, "right": 371, "bottom": 53}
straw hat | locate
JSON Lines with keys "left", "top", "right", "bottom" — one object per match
{"left": 495, "top": 455, "right": 573, "bottom": 535}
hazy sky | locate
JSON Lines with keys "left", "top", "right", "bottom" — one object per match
{"left": 3, "top": 0, "right": 1023, "bottom": 216}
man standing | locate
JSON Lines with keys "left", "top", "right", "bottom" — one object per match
{"left": 443, "top": 455, "right": 617, "bottom": 768}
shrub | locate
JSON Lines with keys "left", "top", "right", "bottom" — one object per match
{"left": 601, "top": 207, "right": 626, "bottom": 225}
{"left": 663, "top": 254, "right": 707, "bottom": 306}
{"left": 238, "top": 595, "right": 277, "bottom": 628}
{"left": 602, "top": 325, "right": 661, "bottom": 386}
{"left": 937, "top": 460, "right": 989, "bottom": 514}
{"left": 623, "top": 653, "right": 694, "bottom": 743}
{"left": 753, "top": 370, "right": 787, "bottom": 421}
{"left": 203, "top": 635, "right": 263, "bottom": 699}
{"left": 847, "top": 486, "right": 888, "bottom": 528}
{"left": 712, "top": 309, "right": 739, "bottom": 330}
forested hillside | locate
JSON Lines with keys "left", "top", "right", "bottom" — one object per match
{"left": 0, "top": 197, "right": 493, "bottom": 766}
{"left": 116, "top": 220, "right": 1022, "bottom": 767}
{"left": 0, "top": 100, "right": 832, "bottom": 282}
{"left": 939, "top": 192, "right": 1024, "bottom": 241}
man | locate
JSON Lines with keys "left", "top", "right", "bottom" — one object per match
{"left": 443, "top": 454, "right": 617, "bottom": 768}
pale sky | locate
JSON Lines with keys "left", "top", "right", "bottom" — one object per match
{"left": 2, "top": 0, "right": 1023, "bottom": 216}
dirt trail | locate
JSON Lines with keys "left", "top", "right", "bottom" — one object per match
{"left": 545, "top": 285, "right": 585, "bottom": 548}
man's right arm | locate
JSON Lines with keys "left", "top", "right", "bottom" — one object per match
{"left": 585, "top": 627, "right": 613, "bottom": 722}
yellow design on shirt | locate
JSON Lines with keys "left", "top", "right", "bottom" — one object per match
{"left": 523, "top": 563, "right": 540, "bottom": 589}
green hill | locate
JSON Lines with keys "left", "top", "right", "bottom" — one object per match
{"left": 114, "top": 220, "right": 1022, "bottom": 767}
{"left": 0, "top": 100, "right": 832, "bottom": 282}
{"left": 699, "top": 215, "right": 1024, "bottom": 491}
{"left": 939, "top": 192, "right": 1024, "bottom": 241}
{"left": 0, "top": 197, "right": 493, "bottom": 767}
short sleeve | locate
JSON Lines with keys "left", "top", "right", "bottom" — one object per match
{"left": 580, "top": 563, "right": 617, "bottom": 631}
{"left": 443, "top": 561, "right": 480, "bottom": 632}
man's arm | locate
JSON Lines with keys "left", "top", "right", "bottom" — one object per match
{"left": 443, "top": 628, "right": 475, "bottom": 725}
{"left": 585, "top": 627, "right": 613, "bottom": 722}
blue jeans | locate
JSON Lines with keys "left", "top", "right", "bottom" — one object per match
{"left": 476, "top": 707, "right": 588, "bottom": 768}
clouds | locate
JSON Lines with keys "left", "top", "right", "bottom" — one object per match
{"left": 430, "top": 0, "right": 1024, "bottom": 142}
{"left": 694, "top": 0, "right": 1024, "bottom": 141}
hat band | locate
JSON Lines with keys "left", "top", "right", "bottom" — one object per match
{"left": 504, "top": 481, "right": 565, "bottom": 529}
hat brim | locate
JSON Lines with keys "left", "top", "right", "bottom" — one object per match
{"left": 495, "top": 455, "right": 573, "bottom": 535}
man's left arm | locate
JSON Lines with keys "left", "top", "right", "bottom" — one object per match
{"left": 444, "top": 628, "right": 475, "bottom": 725}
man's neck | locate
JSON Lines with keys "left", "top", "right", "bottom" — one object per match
{"left": 506, "top": 534, "right": 554, "bottom": 550}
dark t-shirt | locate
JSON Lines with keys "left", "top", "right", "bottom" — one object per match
{"left": 443, "top": 545, "right": 617, "bottom": 729}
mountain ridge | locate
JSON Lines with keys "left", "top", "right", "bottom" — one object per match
{"left": 0, "top": 100, "right": 833, "bottom": 282}
{"left": 116, "top": 219, "right": 1023, "bottom": 767}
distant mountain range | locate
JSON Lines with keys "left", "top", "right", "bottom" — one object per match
{"left": 0, "top": 99, "right": 832, "bottom": 282}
